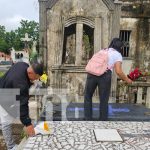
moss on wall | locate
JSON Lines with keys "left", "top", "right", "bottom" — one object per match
{"left": 121, "top": 0, "right": 150, "bottom": 17}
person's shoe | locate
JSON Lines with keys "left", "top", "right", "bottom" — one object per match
{"left": 10, "top": 144, "right": 18, "bottom": 150}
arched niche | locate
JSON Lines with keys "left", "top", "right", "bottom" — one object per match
{"left": 62, "top": 17, "right": 94, "bottom": 65}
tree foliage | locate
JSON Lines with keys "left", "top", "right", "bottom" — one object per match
{"left": 0, "top": 25, "right": 9, "bottom": 53}
{"left": 0, "top": 20, "right": 39, "bottom": 54}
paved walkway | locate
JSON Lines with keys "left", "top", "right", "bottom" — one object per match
{"left": 22, "top": 121, "right": 150, "bottom": 150}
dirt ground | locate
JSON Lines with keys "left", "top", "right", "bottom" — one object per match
{"left": 0, "top": 124, "right": 24, "bottom": 150}
{"left": 0, "top": 100, "right": 37, "bottom": 149}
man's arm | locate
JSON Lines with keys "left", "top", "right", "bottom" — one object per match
{"left": 19, "top": 93, "right": 35, "bottom": 136}
{"left": 19, "top": 93, "right": 31, "bottom": 126}
{"left": 13, "top": 81, "right": 35, "bottom": 136}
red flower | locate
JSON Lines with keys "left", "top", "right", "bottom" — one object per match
{"left": 127, "top": 68, "right": 142, "bottom": 81}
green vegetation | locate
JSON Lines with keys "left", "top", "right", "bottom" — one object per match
{"left": 0, "top": 20, "right": 39, "bottom": 54}
{"left": 0, "top": 71, "right": 4, "bottom": 77}
{"left": 20, "top": 130, "right": 28, "bottom": 139}
{"left": 83, "top": 30, "right": 93, "bottom": 53}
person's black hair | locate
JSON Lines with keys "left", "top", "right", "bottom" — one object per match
{"left": 108, "top": 38, "right": 124, "bottom": 53}
{"left": 31, "top": 61, "right": 44, "bottom": 76}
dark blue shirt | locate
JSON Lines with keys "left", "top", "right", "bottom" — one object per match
{"left": 0, "top": 62, "right": 32, "bottom": 126}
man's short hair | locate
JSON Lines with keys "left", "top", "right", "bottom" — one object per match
{"left": 31, "top": 62, "right": 44, "bottom": 76}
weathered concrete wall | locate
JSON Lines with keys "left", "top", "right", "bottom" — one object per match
{"left": 47, "top": 0, "right": 110, "bottom": 67}
{"left": 116, "top": 0, "right": 150, "bottom": 104}
{"left": 121, "top": 0, "right": 150, "bottom": 72}
{"left": 135, "top": 18, "right": 150, "bottom": 69}
{"left": 121, "top": 0, "right": 150, "bottom": 18}
{"left": 44, "top": 0, "right": 121, "bottom": 100}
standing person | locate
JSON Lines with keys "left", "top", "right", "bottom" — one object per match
{"left": 0, "top": 61, "right": 43, "bottom": 150}
{"left": 84, "top": 38, "right": 132, "bottom": 121}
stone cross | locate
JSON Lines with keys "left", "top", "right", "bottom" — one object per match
{"left": 21, "top": 33, "right": 32, "bottom": 49}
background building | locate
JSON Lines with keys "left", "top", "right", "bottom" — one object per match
{"left": 38, "top": 0, "right": 150, "bottom": 103}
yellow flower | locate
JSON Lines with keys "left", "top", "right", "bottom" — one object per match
{"left": 40, "top": 73, "right": 48, "bottom": 84}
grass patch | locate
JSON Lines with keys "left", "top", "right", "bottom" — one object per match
{"left": 0, "top": 72, "right": 4, "bottom": 77}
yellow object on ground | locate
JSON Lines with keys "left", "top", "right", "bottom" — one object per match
{"left": 44, "top": 121, "right": 49, "bottom": 131}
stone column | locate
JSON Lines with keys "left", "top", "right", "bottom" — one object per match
{"left": 146, "top": 87, "right": 150, "bottom": 108}
{"left": 111, "top": 0, "right": 122, "bottom": 38}
{"left": 54, "top": 70, "right": 62, "bottom": 89}
{"left": 94, "top": 17, "right": 102, "bottom": 53}
{"left": 39, "top": 0, "right": 48, "bottom": 67}
{"left": 149, "top": 19, "right": 150, "bottom": 39}
{"left": 110, "top": 1, "right": 122, "bottom": 103}
{"left": 54, "top": 15, "right": 64, "bottom": 65}
{"left": 137, "top": 87, "right": 143, "bottom": 104}
{"left": 75, "top": 23, "right": 83, "bottom": 65}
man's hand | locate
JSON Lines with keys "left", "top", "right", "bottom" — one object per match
{"left": 25, "top": 124, "right": 35, "bottom": 137}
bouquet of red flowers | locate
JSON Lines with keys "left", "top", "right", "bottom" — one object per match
{"left": 128, "top": 68, "right": 150, "bottom": 81}
{"left": 127, "top": 68, "right": 142, "bottom": 81}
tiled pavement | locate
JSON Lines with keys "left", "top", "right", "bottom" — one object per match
{"left": 22, "top": 121, "right": 150, "bottom": 150}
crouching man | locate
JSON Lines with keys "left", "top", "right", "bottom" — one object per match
{"left": 0, "top": 62, "right": 43, "bottom": 150}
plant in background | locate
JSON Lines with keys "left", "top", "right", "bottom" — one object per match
{"left": 82, "top": 30, "right": 93, "bottom": 61}
{"left": 83, "top": 32, "right": 91, "bottom": 53}
{"left": 0, "top": 71, "right": 4, "bottom": 77}
{"left": 0, "top": 20, "right": 39, "bottom": 54}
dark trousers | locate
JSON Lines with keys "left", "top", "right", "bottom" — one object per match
{"left": 84, "top": 70, "right": 112, "bottom": 121}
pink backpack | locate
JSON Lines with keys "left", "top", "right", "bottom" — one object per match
{"left": 85, "top": 49, "right": 109, "bottom": 76}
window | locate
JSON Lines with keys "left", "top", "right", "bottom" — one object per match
{"left": 119, "top": 30, "right": 131, "bottom": 57}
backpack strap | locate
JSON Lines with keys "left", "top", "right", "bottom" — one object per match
{"left": 106, "top": 48, "right": 114, "bottom": 71}
{"left": 107, "top": 65, "right": 114, "bottom": 70}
